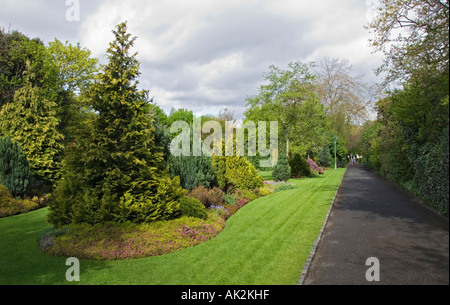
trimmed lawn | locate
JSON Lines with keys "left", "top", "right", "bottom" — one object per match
{"left": 258, "top": 170, "right": 273, "bottom": 181}
{"left": 0, "top": 168, "right": 346, "bottom": 285}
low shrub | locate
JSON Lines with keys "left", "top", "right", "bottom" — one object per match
{"left": 39, "top": 227, "right": 72, "bottom": 252}
{"left": 263, "top": 180, "right": 296, "bottom": 193}
{"left": 273, "top": 154, "right": 291, "bottom": 181}
{"left": 188, "top": 186, "right": 225, "bottom": 208}
{"left": 0, "top": 184, "right": 45, "bottom": 218}
{"left": 42, "top": 213, "right": 225, "bottom": 260}
{"left": 210, "top": 205, "right": 229, "bottom": 220}
{"left": 178, "top": 196, "right": 208, "bottom": 220}
{"left": 306, "top": 158, "right": 320, "bottom": 173}
{"left": 212, "top": 141, "right": 264, "bottom": 191}
{"left": 187, "top": 185, "right": 209, "bottom": 207}
{"left": 236, "top": 198, "right": 250, "bottom": 207}
{"left": 0, "top": 184, "right": 13, "bottom": 203}
{"left": 259, "top": 186, "right": 274, "bottom": 197}
{"left": 224, "top": 156, "right": 264, "bottom": 190}
{"left": 233, "top": 189, "right": 258, "bottom": 202}
{"left": 223, "top": 204, "right": 240, "bottom": 219}
{"left": 168, "top": 155, "right": 215, "bottom": 191}
{"left": 208, "top": 187, "right": 225, "bottom": 206}
{"left": 224, "top": 194, "right": 237, "bottom": 205}
{"left": 274, "top": 183, "right": 296, "bottom": 192}
{"left": 289, "top": 154, "right": 311, "bottom": 178}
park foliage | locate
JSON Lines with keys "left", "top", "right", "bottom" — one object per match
{"left": 0, "top": 0, "right": 448, "bottom": 259}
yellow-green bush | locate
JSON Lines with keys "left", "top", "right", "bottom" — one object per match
{"left": 259, "top": 186, "right": 274, "bottom": 197}
{"left": 213, "top": 155, "right": 263, "bottom": 191}
{"left": 178, "top": 196, "right": 208, "bottom": 220}
{"left": 0, "top": 184, "right": 40, "bottom": 218}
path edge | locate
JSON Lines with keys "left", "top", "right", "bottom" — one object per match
{"left": 297, "top": 167, "right": 347, "bottom": 285}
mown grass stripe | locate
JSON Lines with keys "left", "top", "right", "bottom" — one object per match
{"left": 0, "top": 168, "right": 346, "bottom": 285}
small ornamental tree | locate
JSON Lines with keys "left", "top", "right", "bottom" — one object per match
{"left": 0, "top": 137, "right": 30, "bottom": 197}
{"left": 168, "top": 155, "right": 215, "bottom": 191}
{"left": 273, "top": 153, "right": 291, "bottom": 181}
{"left": 318, "top": 146, "right": 331, "bottom": 167}
{"left": 289, "top": 153, "right": 311, "bottom": 178}
{"left": 47, "top": 22, "right": 185, "bottom": 226}
{"left": 306, "top": 158, "right": 320, "bottom": 173}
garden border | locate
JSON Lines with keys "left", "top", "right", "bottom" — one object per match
{"left": 297, "top": 167, "right": 347, "bottom": 285}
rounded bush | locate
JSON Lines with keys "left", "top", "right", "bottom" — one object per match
{"left": 178, "top": 196, "right": 208, "bottom": 220}
{"left": 289, "top": 154, "right": 311, "bottom": 178}
{"left": 188, "top": 186, "right": 225, "bottom": 208}
{"left": 273, "top": 154, "right": 291, "bottom": 181}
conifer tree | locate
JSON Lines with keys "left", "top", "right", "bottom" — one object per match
{"left": 318, "top": 146, "right": 331, "bottom": 167}
{"left": 0, "top": 137, "right": 30, "bottom": 197}
{"left": 48, "top": 22, "right": 185, "bottom": 226}
{"left": 0, "top": 64, "right": 64, "bottom": 187}
{"left": 273, "top": 153, "right": 291, "bottom": 181}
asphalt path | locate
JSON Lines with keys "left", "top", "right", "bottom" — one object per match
{"left": 304, "top": 164, "right": 449, "bottom": 285}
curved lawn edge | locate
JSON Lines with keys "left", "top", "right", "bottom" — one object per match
{"left": 0, "top": 168, "right": 346, "bottom": 285}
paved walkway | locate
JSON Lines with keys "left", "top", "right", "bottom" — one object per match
{"left": 304, "top": 164, "right": 449, "bottom": 285}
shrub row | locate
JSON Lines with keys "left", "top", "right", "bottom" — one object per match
{"left": 0, "top": 185, "right": 49, "bottom": 218}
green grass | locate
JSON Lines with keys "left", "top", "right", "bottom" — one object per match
{"left": 0, "top": 168, "right": 346, "bottom": 285}
{"left": 258, "top": 170, "right": 273, "bottom": 181}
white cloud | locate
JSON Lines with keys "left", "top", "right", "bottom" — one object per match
{"left": 1, "top": 0, "right": 384, "bottom": 118}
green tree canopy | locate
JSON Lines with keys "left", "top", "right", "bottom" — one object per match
{"left": 367, "top": 0, "right": 449, "bottom": 84}
{"left": 245, "top": 61, "right": 327, "bottom": 157}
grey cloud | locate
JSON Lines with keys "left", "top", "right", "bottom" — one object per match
{"left": 2, "top": 0, "right": 383, "bottom": 119}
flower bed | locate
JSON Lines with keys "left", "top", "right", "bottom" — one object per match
{"left": 40, "top": 177, "right": 297, "bottom": 261}
{"left": 41, "top": 212, "right": 225, "bottom": 260}
{"left": 263, "top": 180, "right": 296, "bottom": 192}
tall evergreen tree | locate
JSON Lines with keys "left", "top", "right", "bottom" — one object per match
{"left": 0, "top": 64, "right": 64, "bottom": 187}
{"left": 48, "top": 22, "right": 185, "bottom": 226}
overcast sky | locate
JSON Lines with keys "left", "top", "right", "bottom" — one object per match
{"left": 1, "top": 0, "right": 383, "bottom": 118}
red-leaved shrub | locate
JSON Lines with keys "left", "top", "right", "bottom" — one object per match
{"left": 188, "top": 186, "right": 225, "bottom": 208}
